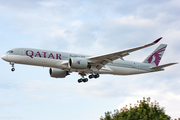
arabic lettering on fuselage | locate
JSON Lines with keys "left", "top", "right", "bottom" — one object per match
{"left": 25, "top": 50, "right": 62, "bottom": 60}
{"left": 70, "top": 54, "right": 85, "bottom": 58}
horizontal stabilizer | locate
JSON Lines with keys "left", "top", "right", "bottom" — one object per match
{"left": 150, "top": 62, "right": 178, "bottom": 69}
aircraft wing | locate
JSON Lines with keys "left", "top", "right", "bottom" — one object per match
{"left": 87, "top": 37, "right": 162, "bottom": 70}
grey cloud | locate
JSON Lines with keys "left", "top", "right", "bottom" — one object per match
{"left": 40, "top": 36, "right": 69, "bottom": 51}
{"left": 0, "top": 0, "right": 42, "bottom": 11}
{"left": 0, "top": 101, "right": 14, "bottom": 108}
{"left": 1, "top": 0, "right": 180, "bottom": 54}
{"left": 21, "top": 73, "right": 179, "bottom": 99}
{"left": 71, "top": 23, "right": 99, "bottom": 45}
{"left": 0, "top": 0, "right": 179, "bottom": 62}
{"left": 0, "top": 116, "right": 23, "bottom": 120}
{"left": 22, "top": 78, "right": 131, "bottom": 99}
{"left": 77, "top": 80, "right": 132, "bottom": 98}
{"left": 0, "top": 83, "right": 20, "bottom": 90}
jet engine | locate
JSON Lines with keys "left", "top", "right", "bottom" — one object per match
{"left": 49, "top": 68, "right": 69, "bottom": 78}
{"left": 68, "top": 58, "right": 91, "bottom": 69}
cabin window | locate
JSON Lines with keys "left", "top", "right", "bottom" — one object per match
{"left": 6, "top": 50, "right": 13, "bottom": 53}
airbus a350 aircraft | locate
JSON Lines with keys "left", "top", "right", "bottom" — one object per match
{"left": 1, "top": 37, "right": 178, "bottom": 83}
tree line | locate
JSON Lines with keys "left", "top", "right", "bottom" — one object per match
{"left": 100, "top": 97, "right": 179, "bottom": 120}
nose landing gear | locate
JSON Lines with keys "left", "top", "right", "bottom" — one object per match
{"left": 10, "top": 62, "right": 15, "bottom": 72}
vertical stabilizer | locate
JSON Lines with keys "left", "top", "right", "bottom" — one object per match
{"left": 143, "top": 44, "right": 167, "bottom": 66}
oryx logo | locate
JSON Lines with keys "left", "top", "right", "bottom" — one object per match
{"left": 77, "top": 60, "right": 81, "bottom": 64}
{"left": 147, "top": 46, "right": 166, "bottom": 66}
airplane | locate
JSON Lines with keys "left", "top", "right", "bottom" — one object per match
{"left": 1, "top": 37, "right": 178, "bottom": 83}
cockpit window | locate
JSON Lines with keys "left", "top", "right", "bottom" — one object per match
{"left": 6, "top": 50, "right": 13, "bottom": 53}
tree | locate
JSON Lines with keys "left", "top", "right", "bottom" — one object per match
{"left": 100, "top": 97, "right": 171, "bottom": 120}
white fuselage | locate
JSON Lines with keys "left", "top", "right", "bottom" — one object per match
{"left": 1, "top": 48, "right": 160, "bottom": 76}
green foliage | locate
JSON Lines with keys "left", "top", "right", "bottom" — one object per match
{"left": 100, "top": 97, "right": 171, "bottom": 120}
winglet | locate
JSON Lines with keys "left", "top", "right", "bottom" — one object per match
{"left": 154, "top": 37, "right": 162, "bottom": 43}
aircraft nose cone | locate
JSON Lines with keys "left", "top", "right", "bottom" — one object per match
{"left": 1, "top": 54, "right": 7, "bottom": 60}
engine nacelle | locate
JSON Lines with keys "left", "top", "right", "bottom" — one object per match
{"left": 49, "top": 68, "right": 69, "bottom": 78}
{"left": 68, "top": 58, "right": 91, "bottom": 69}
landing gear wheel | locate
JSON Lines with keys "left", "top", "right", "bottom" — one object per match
{"left": 78, "top": 78, "right": 88, "bottom": 83}
{"left": 83, "top": 78, "right": 88, "bottom": 82}
{"left": 78, "top": 79, "right": 83, "bottom": 83}
{"left": 94, "top": 75, "right": 97, "bottom": 78}
{"left": 11, "top": 68, "right": 15, "bottom": 72}
{"left": 89, "top": 75, "right": 93, "bottom": 79}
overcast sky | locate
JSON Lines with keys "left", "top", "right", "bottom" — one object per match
{"left": 0, "top": 0, "right": 180, "bottom": 120}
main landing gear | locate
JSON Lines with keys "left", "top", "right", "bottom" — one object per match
{"left": 78, "top": 73, "right": 100, "bottom": 83}
{"left": 10, "top": 62, "right": 15, "bottom": 72}
{"left": 89, "top": 74, "right": 99, "bottom": 79}
{"left": 78, "top": 73, "right": 88, "bottom": 83}
{"left": 78, "top": 78, "right": 88, "bottom": 83}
